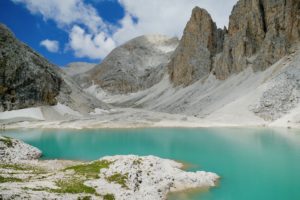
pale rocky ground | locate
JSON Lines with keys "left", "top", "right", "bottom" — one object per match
{"left": 0, "top": 137, "right": 219, "bottom": 200}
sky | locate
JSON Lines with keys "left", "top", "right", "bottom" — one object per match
{"left": 0, "top": 0, "right": 238, "bottom": 67}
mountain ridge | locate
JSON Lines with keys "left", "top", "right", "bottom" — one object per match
{"left": 169, "top": 0, "right": 300, "bottom": 85}
{"left": 82, "top": 34, "right": 179, "bottom": 94}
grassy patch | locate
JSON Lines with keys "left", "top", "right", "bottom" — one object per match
{"left": 0, "top": 175, "right": 22, "bottom": 183}
{"left": 0, "top": 163, "right": 27, "bottom": 171}
{"left": 64, "top": 160, "right": 111, "bottom": 179}
{"left": 50, "top": 179, "right": 96, "bottom": 194}
{"left": 103, "top": 194, "right": 115, "bottom": 200}
{"left": 22, "top": 187, "right": 51, "bottom": 191}
{"left": 133, "top": 159, "right": 142, "bottom": 165}
{"left": 0, "top": 136, "right": 13, "bottom": 147}
{"left": 106, "top": 173, "right": 128, "bottom": 189}
{"left": 0, "top": 163, "right": 47, "bottom": 174}
{"left": 77, "top": 196, "right": 91, "bottom": 200}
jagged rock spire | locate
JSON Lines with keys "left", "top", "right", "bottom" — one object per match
{"left": 169, "top": 0, "right": 300, "bottom": 85}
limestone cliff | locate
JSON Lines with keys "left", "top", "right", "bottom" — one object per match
{"left": 214, "top": 0, "right": 300, "bottom": 80}
{"left": 0, "top": 24, "right": 107, "bottom": 112}
{"left": 0, "top": 24, "right": 62, "bottom": 111}
{"left": 169, "top": 0, "right": 300, "bottom": 85}
{"left": 168, "top": 7, "right": 224, "bottom": 86}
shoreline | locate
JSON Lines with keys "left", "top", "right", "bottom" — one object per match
{"left": 1, "top": 121, "right": 296, "bottom": 131}
{"left": 1, "top": 105, "right": 299, "bottom": 131}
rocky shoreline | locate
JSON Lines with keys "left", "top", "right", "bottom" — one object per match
{"left": 0, "top": 136, "right": 219, "bottom": 200}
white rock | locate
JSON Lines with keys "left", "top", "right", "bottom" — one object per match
{"left": 87, "top": 155, "right": 219, "bottom": 200}
{"left": 0, "top": 136, "right": 42, "bottom": 162}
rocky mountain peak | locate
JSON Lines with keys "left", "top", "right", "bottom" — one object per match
{"left": 168, "top": 6, "right": 224, "bottom": 86}
{"left": 213, "top": 0, "right": 300, "bottom": 80}
{"left": 169, "top": 0, "right": 300, "bottom": 85}
{"left": 83, "top": 34, "right": 179, "bottom": 94}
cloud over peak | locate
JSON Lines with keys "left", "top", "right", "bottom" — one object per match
{"left": 40, "top": 39, "right": 59, "bottom": 53}
{"left": 12, "top": 0, "right": 238, "bottom": 60}
{"left": 69, "top": 25, "right": 116, "bottom": 59}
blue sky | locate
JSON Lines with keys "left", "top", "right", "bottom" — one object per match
{"left": 0, "top": 0, "right": 125, "bottom": 66}
{"left": 0, "top": 0, "right": 237, "bottom": 67}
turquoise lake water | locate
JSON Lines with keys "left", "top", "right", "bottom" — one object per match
{"left": 2, "top": 128, "right": 300, "bottom": 200}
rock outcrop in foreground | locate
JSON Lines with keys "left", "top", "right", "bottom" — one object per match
{"left": 0, "top": 136, "right": 41, "bottom": 162}
{"left": 0, "top": 138, "right": 219, "bottom": 200}
{"left": 169, "top": 0, "right": 300, "bottom": 85}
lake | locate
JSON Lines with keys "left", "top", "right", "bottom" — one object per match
{"left": 1, "top": 128, "right": 300, "bottom": 200}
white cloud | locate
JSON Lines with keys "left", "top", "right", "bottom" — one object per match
{"left": 12, "top": 0, "right": 238, "bottom": 60}
{"left": 113, "top": 0, "right": 238, "bottom": 44}
{"left": 40, "top": 39, "right": 59, "bottom": 53}
{"left": 11, "top": 0, "right": 106, "bottom": 33}
{"left": 68, "top": 25, "right": 116, "bottom": 59}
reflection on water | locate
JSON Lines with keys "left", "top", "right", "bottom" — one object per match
{"left": 2, "top": 127, "right": 300, "bottom": 200}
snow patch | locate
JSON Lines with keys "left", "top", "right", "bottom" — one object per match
{"left": 90, "top": 108, "right": 110, "bottom": 115}
{"left": 0, "top": 107, "right": 44, "bottom": 121}
{"left": 52, "top": 103, "right": 82, "bottom": 117}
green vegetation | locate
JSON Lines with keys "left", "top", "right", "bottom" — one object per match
{"left": 0, "top": 136, "right": 13, "bottom": 147}
{"left": 22, "top": 187, "right": 51, "bottom": 191}
{"left": 0, "top": 163, "right": 28, "bottom": 171}
{"left": 64, "top": 160, "right": 111, "bottom": 179}
{"left": 133, "top": 158, "right": 142, "bottom": 165}
{"left": 51, "top": 179, "right": 96, "bottom": 194}
{"left": 77, "top": 196, "right": 91, "bottom": 200}
{"left": 0, "top": 175, "right": 22, "bottom": 183}
{"left": 0, "top": 163, "right": 47, "bottom": 174}
{"left": 106, "top": 173, "right": 128, "bottom": 189}
{"left": 103, "top": 194, "right": 115, "bottom": 200}
{"left": 51, "top": 160, "right": 113, "bottom": 196}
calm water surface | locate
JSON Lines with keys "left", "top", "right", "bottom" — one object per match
{"left": 2, "top": 128, "right": 300, "bottom": 200}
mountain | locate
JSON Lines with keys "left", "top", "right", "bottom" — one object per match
{"left": 63, "top": 62, "right": 96, "bottom": 77}
{"left": 81, "top": 35, "right": 179, "bottom": 94}
{"left": 169, "top": 0, "right": 300, "bottom": 84}
{"left": 168, "top": 7, "right": 224, "bottom": 86}
{"left": 0, "top": 24, "right": 107, "bottom": 114}
{"left": 1, "top": 0, "right": 300, "bottom": 129}
{"left": 80, "top": 0, "right": 300, "bottom": 128}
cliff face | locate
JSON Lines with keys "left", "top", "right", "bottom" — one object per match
{"left": 214, "top": 0, "right": 300, "bottom": 80}
{"left": 0, "top": 24, "right": 63, "bottom": 111}
{"left": 169, "top": 0, "right": 300, "bottom": 84}
{"left": 168, "top": 7, "right": 224, "bottom": 86}
{"left": 0, "top": 24, "right": 107, "bottom": 112}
